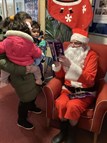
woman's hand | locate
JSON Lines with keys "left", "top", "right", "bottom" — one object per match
{"left": 59, "top": 55, "right": 71, "bottom": 68}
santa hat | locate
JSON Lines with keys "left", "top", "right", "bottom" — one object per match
{"left": 70, "top": 28, "right": 89, "bottom": 43}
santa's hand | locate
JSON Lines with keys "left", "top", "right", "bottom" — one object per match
{"left": 53, "top": 61, "right": 60, "bottom": 67}
{"left": 59, "top": 55, "right": 71, "bottom": 67}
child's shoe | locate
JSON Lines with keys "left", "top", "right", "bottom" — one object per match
{"left": 28, "top": 102, "right": 42, "bottom": 114}
{"left": 29, "top": 106, "right": 42, "bottom": 114}
{"left": 17, "top": 119, "right": 34, "bottom": 130}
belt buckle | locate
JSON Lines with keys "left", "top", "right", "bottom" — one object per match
{"left": 75, "top": 87, "right": 81, "bottom": 93}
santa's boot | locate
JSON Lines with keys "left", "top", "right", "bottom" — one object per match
{"left": 51, "top": 121, "right": 69, "bottom": 143}
{"left": 65, "top": 125, "right": 76, "bottom": 143}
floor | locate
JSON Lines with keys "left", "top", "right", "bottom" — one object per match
{"left": 0, "top": 84, "right": 107, "bottom": 143}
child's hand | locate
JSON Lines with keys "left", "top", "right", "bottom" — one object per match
{"left": 59, "top": 55, "right": 71, "bottom": 68}
{"left": 26, "top": 65, "right": 32, "bottom": 74}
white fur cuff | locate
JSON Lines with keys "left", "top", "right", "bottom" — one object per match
{"left": 52, "top": 63, "right": 61, "bottom": 72}
{"left": 65, "top": 62, "right": 82, "bottom": 80}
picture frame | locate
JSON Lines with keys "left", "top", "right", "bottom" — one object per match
{"left": 14, "top": 0, "right": 25, "bottom": 13}
{"left": 89, "top": 0, "right": 107, "bottom": 36}
{"left": 24, "top": 0, "right": 39, "bottom": 21}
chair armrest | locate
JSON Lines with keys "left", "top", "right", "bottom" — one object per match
{"left": 43, "top": 77, "right": 63, "bottom": 118}
{"left": 78, "top": 80, "right": 107, "bottom": 133}
{"left": 91, "top": 81, "right": 107, "bottom": 133}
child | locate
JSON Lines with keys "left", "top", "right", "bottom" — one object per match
{"left": 31, "top": 21, "right": 47, "bottom": 81}
{"left": 1, "top": 16, "right": 43, "bottom": 86}
{"left": 0, "top": 12, "right": 42, "bottom": 130}
{"left": 31, "top": 20, "right": 47, "bottom": 52}
{"left": 0, "top": 16, "right": 15, "bottom": 88}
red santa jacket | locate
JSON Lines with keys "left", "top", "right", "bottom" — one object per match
{"left": 52, "top": 46, "right": 98, "bottom": 89}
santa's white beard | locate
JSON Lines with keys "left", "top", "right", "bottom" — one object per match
{"left": 64, "top": 45, "right": 89, "bottom": 68}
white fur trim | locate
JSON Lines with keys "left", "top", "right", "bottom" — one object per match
{"left": 70, "top": 33, "right": 89, "bottom": 43}
{"left": 64, "top": 46, "right": 90, "bottom": 81}
{"left": 65, "top": 62, "right": 82, "bottom": 81}
{"left": 52, "top": 63, "right": 61, "bottom": 72}
{"left": 53, "top": 0, "right": 82, "bottom": 6}
{"left": 71, "top": 81, "right": 83, "bottom": 88}
{"left": 5, "top": 30, "right": 33, "bottom": 42}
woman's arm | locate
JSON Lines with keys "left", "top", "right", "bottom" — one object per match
{"left": 0, "top": 59, "right": 26, "bottom": 75}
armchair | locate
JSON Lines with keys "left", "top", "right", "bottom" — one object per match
{"left": 43, "top": 42, "right": 107, "bottom": 143}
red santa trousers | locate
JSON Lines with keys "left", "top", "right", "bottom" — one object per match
{"left": 55, "top": 89, "right": 95, "bottom": 121}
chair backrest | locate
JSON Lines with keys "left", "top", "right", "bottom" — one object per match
{"left": 63, "top": 42, "right": 107, "bottom": 82}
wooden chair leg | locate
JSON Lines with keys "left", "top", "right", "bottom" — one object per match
{"left": 93, "top": 133, "right": 98, "bottom": 143}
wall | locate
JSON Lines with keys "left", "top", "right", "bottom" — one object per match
{"left": 39, "top": 0, "right": 107, "bottom": 45}
{"left": 39, "top": 0, "right": 45, "bottom": 32}
{"left": 89, "top": 34, "right": 107, "bottom": 44}
{"left": 89, "top": 0, "right": 107, "bottom": 44}
{"left": 89, "top": 0, "right": 107, "bottom": 81}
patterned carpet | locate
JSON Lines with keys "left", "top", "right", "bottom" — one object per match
{"left": 0, "top": 84, "right": 107, "bottom": 143}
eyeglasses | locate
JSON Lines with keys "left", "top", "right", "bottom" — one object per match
{"left": 70, "top": 41, "right": 83, "bottom": 47}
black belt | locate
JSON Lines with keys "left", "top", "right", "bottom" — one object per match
{"left": 64, "top": 84, "right": 96, "bottom": 93}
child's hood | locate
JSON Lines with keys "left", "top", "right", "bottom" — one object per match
{"left": 5, "top": 30, "right": 33, "bottom": 42}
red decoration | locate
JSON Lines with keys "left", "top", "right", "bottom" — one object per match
{"left": 48, "top": 0, "right": 93, "bottom": 30}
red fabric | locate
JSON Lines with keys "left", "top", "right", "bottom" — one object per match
{"left": 78, "top": 50, "right": 98, "bottom": 87}
{"left": 54, "top": 49, "right": 98, "bottom": 88}
{"left": 0, "top": 35, "right": 41, "bottom": 66}
{"left": 48, "top": 0, "right": 93, "bottom": 30}
{"left": 72, "top": 28, "right": 88, "bottom": 37}
{"left": 55, "top": 89, "right": 95, "bottom": 120}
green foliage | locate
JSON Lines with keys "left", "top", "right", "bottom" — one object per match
{"left": 45, "top": 15, "right": 72, "bottom": 42}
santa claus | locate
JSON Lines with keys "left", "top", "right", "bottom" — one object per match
{"left": 51, "top": 28, "right": 98, "bottom": 143}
